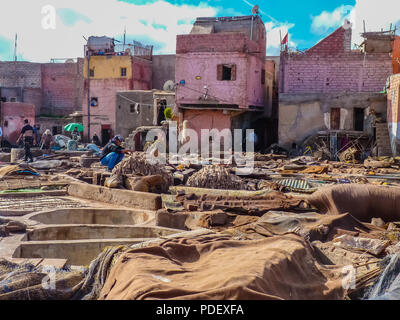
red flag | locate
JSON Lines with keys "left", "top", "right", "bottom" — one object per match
{"left": 281, "top": 33, "right": 288, "bottom": 45}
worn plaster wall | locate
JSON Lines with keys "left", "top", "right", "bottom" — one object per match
{"left": 152, "top": 55, "right": 176, "bottom": 90}
{"left": 387, "top": 74, "right": 400, "bottom": 155}
{"left": 132, "top": 57, "right": 152, "bottom": 90}
{"left": 182, "top": 109, "right": 231, "bottom": 145}
{"left": 115, "top": 90, "right": 155, "bottom": 138}
{"left": 279, "top": 93, "right": 386, "bottom": 147}
{"left": 1, "top": 102, "right": 35, "bottom": 143}
{"left": 264, "top": 60, "right": 275, "bottom": 118}
{"left": 176, "top": 52, "right": 250, "bottom": 109}
{"left": 82, "top": 79, "right": 131, "bottom": 141}
{"left": 83, "top": 56, "right": 133, "bottom": 79}
{"left": 246, "top": 55, "right": 266, "bottom": 108}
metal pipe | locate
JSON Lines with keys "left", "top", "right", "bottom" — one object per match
{"left": 87, "top": 55, "right": 91, "bottom": 141}
{"left": 250, "top": 15, "right": 254, "bottom": 40}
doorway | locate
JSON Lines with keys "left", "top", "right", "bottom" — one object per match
{"left": 330, "top": 108, "right": 341, "bottom": 130}
{"left": 101, "top": 125, "right": 112, "bottom": 147}
{"left": 354, "top": 108, "right": 364, "bottom": 131}
{"left": 157, "top": 100, "right": 167, "bottom": 125}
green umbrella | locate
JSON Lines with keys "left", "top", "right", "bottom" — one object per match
{"left": 64, "top": 123, "right": 84, "bottom": 132}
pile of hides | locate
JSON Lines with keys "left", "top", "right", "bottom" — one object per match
{"left": 175, "top": 191, "right": 304, "bottom": 216}
{"left": 29, "top": 160, "right": 65, "bottom": 170}
{"left": 0, "top": 246, "right": 126, "bottom": 300}
{"left": 54, "top": 135, "right": 70, "bottom": 149}
{"left": 0, "top": 164, "right": 39, "bottom": 180}
{"left": 0, "top": 259, "right": 84, "bottom": 300}
{"left": 98, "top": 232, "right": 347, "bottom": 300}
{"left": 186, "top": 165, "right": 245, "bottom": 190}
{"left": 0, "top": 218, "right": 27, "bottom": 237}
{"left": 111, "top": 152, "right": 173, "bottom": 187}
{"left": 307, "top": 184, "right": 400, "bottom": 222}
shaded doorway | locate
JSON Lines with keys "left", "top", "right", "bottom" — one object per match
{"left": 330, "top": 108, "right": 341, "bottom": 130}
{"left": 354, "top": 108, "right": 364, "bottom": 131}
{"left": 101, "top": 125, "right": 112, "bottom": 147}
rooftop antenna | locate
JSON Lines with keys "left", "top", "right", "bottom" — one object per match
{"left": 250, "top": 5, "right": 259, "bottom": 40}
{"left": 123, "top": 26, "right": 126, "bottom": 51}
{"left": 14, "top": 33, "right": 17, "bottom": 62}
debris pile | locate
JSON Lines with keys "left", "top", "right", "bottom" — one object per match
{"left": 111, "top": 152, "right": 173, "bottom": 189}
{"left": 187, "top": 165, "right": 245, "bottom": 190}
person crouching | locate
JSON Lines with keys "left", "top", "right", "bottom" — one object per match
{"left": 100, "top": 135, "right": 131, "bottom": 172}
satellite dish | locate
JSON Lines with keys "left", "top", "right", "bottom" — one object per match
{"left": 163, "top": 80, "right": 175, "bottom": 92}
{"left": 252, "top": 5, "right": 259, "bottom": 15}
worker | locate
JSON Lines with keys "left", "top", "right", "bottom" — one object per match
{"left": 92, "top": 132, "right": 101, "bottom": 146}
{"left": 33, "top": 124, "right": 40, "bottom": 147}
{"left": 16, "top": 119, "right": 36, "bottom": 163}
{"left": 100, "top": 135, "right": 131, "bottom": 172}
{"left": 71, "top": 127, "right": 81, "bottom": 142}
{"left": 40, "top": 129, "right": 54, "bottom": 153}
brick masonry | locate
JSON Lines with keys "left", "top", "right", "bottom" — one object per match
{"left": 41, "top": 60, "right": 84, "bottom": 116}
{"left": 0, "top": 62, "right": 42, "bottom": 88}
{"left": 280, "top": 27, "right": 393, "bottom": 94}
{"left": 376, "top": 122, "right": 392, "bottom": 156}
{"left": 0, "top": 60, "right": 84, "bottom": 117}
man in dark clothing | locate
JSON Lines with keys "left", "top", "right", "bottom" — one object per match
{"left": 33, "top": 124, "right": 40, "bottom": 147}
{"left": 17, "top": 119, "right": 36, "bottom": 163}
{"left": 92, "top": 132, "right": 101, "bottom": 146}
{"left": 100, "top": 135, "right": 131, "bottom": 172}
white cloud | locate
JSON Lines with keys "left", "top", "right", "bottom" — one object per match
{"left": 0, "top": 0, "right": 217, "bottom": 62}
{"left": 311, "top": 0, "right": 400, "bottom": 46}
{"left": 266, "top": 22, "right": 296, "bottom": 56}
{"left": 351, "top": 0, "right": 400, "bottom": 45}
{"left": 311, "top": 5, "right": 353, "bottom": 35}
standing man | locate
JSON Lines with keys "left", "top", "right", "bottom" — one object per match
{"left": 92, "top": 132, "right": 101, "bottom": 146}
{"left": 16, "top": 119, "right": 36, "bottom": 163}
{"left": 33, "top": 124, "right": 40, "bottom": 147}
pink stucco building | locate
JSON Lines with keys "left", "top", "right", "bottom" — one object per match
{"left": 175, "top": 16, "right": 267, "bottom": 148}
{"left": 1, "top": 102, "right": 35, "bottom": 144}
{"left": 82, "top": 37, "right": 153, "bottom": 144}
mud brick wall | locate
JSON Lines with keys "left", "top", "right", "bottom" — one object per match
{"left": 376, "top": 123, "right": 392, "bottom": 156}
{"left": 0, "top": 62, "right": 42, "bottom": 88}
{"left": 387, "top": 74, "right": 400, "bottom": 124}
{"left": 41, "top": 61, "right": 84, "bottom": 116}
{"left": 280, "top": 27, "right": 393, "bottom": 94}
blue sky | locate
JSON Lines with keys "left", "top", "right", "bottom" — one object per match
{"left": 0, "top": 0, "right": 398, "bottom": 62}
